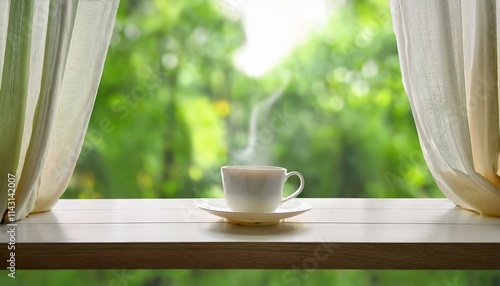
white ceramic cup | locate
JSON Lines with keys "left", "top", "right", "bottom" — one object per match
{"left": 221, "top": 165, "right": 305, "bottom": 213}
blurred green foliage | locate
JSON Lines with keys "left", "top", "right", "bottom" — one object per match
{"left": 63, "top": 0, "right": 440, "bottom": 201}
{"left": 14, "top": 0, "right": 494, "bottom": 285}
{"left": 2, "top": 269, "right": 500, "bottom": 286}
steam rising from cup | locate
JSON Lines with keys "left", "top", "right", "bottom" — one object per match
{"left": 232, "top": 72, "right": 291, "bottom": 165}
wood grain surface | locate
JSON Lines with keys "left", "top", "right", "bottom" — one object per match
{"left": 1, "top": 199, "right": 499, "bottom": 269}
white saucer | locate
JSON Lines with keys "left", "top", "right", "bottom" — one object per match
{"left": 198, "top": 199, "right": 312, "bottom": 225}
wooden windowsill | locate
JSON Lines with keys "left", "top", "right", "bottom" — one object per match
{"left": 1, "top": 198, "right": 499, "bottom": 269}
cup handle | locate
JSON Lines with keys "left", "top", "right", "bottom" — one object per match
{"left": 282, "top": 171, "right": 305, "bottom": 203}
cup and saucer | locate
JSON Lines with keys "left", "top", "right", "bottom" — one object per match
{"left": 198, "top": 165, "right": 312, "bottom": 225}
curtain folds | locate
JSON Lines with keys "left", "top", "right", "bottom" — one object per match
{"left": 391, "top": 0, "right": 500, "bottom": 216}
{"left": 0, "top": 0, "right": 119, "bottom": 222}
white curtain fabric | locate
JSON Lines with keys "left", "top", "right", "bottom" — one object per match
{"left": 0, "top": 0, "right": 118, "bottom": 222}
{"left": 391, "top": 0, "right": 500, "bottom": 216}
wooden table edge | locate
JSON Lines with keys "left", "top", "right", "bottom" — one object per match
{"left": 3, "top": 242, "right": 499, "bottom": 270}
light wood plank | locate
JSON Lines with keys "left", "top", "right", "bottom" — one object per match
{"left": 3, "top": 222, "right": 500, "bottom": 243}
{"left": 0, "top": 198, "right": 499, "bottom": 270}
{"left": 51, "top": 198, "right": 458, "bottom": 210}
{"left": 13, "top": 207, "right": 500, "bottom": 225}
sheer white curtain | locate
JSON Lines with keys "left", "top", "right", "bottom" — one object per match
{"left": 391, "top": 0, "right": 500, "bottom": 216}
{"left": 0, "top": 0, "right": 118, "bottom": 222}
